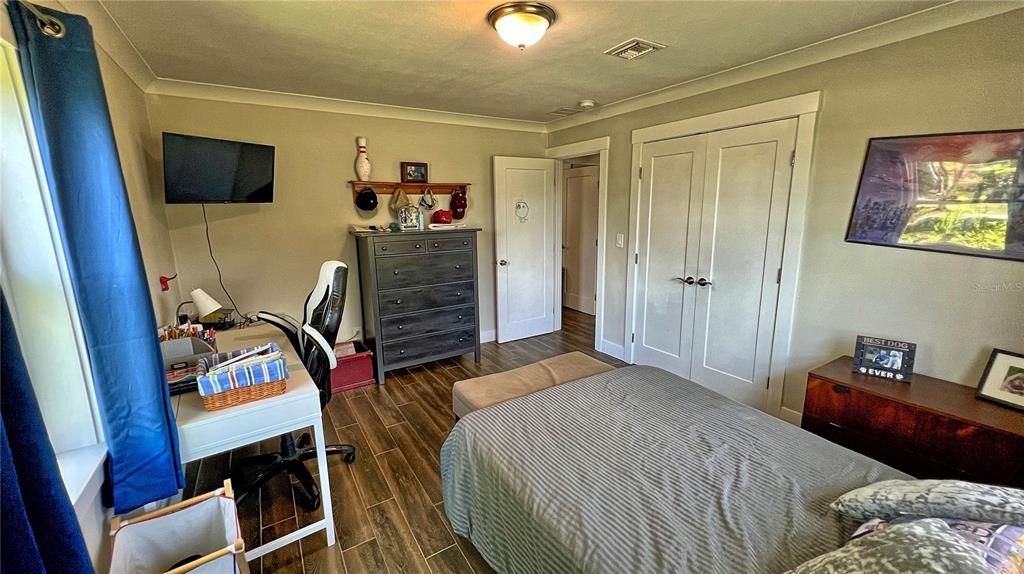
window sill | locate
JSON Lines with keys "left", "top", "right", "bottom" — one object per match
{"left": 56, "top": 444, "right": 106, "bottom": 508}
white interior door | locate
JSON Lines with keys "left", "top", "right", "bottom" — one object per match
{"left": 632, "top": 136, "right": 705, "bottom": 374}
{"left": 689, "top": 119, "right": 797, "bottom": 408}
{"left": 494, "top": 156, "right": 557, "bottom": 343}
{"left": 562, "top": 166, "right": 599, "bottom": 315}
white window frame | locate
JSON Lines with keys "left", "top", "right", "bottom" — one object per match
{"left": 1, "top": 37, "right": 106, "bottom": 505}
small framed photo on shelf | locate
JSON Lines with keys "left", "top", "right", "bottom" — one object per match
{"left": 976, "top": 349, "right": 1024, "bottom": 412}
{"left": 401, "top": 162, "right": 428, "bottom": 183}
{"left": 853, "top": 336, "right": 916, "bottom": 382}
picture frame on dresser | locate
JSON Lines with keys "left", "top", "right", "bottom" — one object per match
{"left": 976, "top": 348, "right": 1024, "bottom": 412}
{"left": 852, "top": 335, "right": 916, "bottom": 382}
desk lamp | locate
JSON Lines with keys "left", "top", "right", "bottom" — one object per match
{"left": 176, "top": 288, "right": 223, "bottom": 325}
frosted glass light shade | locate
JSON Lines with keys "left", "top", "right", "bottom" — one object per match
{"left": 190, "top": 288, "right": 222, "bottom": 319}
{"left": 494, "top": 12, "right": 549, "bottom": 49}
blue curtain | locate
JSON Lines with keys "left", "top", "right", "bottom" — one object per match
{"left": 8, "top": 1, "right": 184, "bottom": 513}
{"left": 1, "top": 295, "right": 94, "bottom": 573}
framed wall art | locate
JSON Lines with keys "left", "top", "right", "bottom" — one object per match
{"left": 845, "top": 129, "right": 1024, "bottom": 261}
{"left": 976, "top": 349, "right": 1024, "bottom": 412}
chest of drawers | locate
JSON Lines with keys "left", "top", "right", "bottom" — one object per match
{"left": 802, "top": 356, "right": 1024, "bottom": 488}
{"left": 352, "top": 229, "right": 482, "bottom": 383}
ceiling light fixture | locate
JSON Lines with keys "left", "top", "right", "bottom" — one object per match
{"left": 487, "top": 2, "right": 556, "bottom": 51}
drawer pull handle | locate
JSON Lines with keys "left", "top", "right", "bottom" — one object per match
{"left": 393, "top": 270, "right": 399, "bottom": 275}
{"left": 397, "top": 325, "right": 403, "bottom": 330}
{"left": 434, "top": 242, "right": 440, "bottom": 248}
{"left": 455, "top": 265, "right": 462, "bottom": 270}
{"left": 456, "top": 292, "right": 462, "bottom": 297}
{"left": 399, "top": 349, "right": 405, "bottom": 355}
{"left": 462, "top": 241, "right": 468, "bottom": 246}
{"left": 457, "top": 315, "right": 463, "bottom": 320}
{"left": 381, "top": 246, "right": 387, "bottom": 251}
{"left": 415, "top": 244, "right": 421, "bottom": 248}
{"left": 827, "top": 422, "right": 843, "bottom": 429}
{"left": 395, "top": 299, "right": 402, "bottom": 305}
{"left": 832, "top": 384, "right": 850, "bottom": 394}
{"left": 458, "top": 337, "right": 466, "bottom": 343}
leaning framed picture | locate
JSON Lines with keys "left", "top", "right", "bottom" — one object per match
{"left": 976, "top": 349, "right": 1024, "bottom": 412}
{"left": 845, "top": 129, "right": 1024, "bottom": 261}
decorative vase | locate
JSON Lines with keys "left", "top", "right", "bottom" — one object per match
{"left": 354, "top": 136, "right": 372, "bottom": 181}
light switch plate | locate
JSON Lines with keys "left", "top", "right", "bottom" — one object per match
{"left": 615, "top": 233, "right": 625, "bottom": 248}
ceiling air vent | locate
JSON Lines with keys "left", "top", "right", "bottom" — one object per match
{"left": 604, "top": 38, "right": 666, "bottom": 61}
{"left": 549, "top": 107, "right": 582, "bottom": 117}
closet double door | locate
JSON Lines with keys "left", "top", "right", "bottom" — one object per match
{"left": 632, "top": 118, "right": 797, "bottom": 410}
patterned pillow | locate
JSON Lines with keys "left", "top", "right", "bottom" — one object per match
{"left": 852, "top": 517, "right": 1024, "bottom": 574}
{"left": 786, "top": 518, "right": 991, "bottom": 574}
{"left": 832, "top": 480, "right": 1024, "bottom": 525}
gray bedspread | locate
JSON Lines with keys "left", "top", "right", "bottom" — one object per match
{"left": 440, "top": 366, "right": 909, "bottom": 574}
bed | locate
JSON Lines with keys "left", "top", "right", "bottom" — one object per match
{"left": 440, "top": 365, "right": 910, "bottom": 573}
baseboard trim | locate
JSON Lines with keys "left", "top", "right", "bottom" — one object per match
{"left": 599, "top": 339, "right": 625, "bottom": 361}
{"left": 480, "top": 329, "right": 496, "bottom": 343}
{"left": 779, "top": 407, "right": 803, "bottom": 427}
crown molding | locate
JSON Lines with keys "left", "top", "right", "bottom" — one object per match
{"left": 31, "top": 0, "right": 156, "bottom": 91}
{"left": 146, "top": 78, "right": 549, "bottom": 133}
{"left": 547, "top": 1, "right": 1023, "bottom": 132}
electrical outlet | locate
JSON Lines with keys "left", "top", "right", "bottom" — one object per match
{"left": 615, "top": 233, "right": 625, "bottom": 248}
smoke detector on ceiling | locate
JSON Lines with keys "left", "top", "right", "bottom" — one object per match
{"left": 577, "top": 99, "right": 597, "bottom": 110}
{"left": 604, "top": 38, "right": 666, "bottom": 60}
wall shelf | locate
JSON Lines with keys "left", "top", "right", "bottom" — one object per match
{"left": 349, "top": 181, "right": 470, "bottom": 199}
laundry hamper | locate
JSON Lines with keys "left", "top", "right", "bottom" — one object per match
{"left": 109, "top": 480, "right": 248, "bottom": 574}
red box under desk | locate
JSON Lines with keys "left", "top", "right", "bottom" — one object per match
{"left": 331, "top": 341, "right": 375, "bottom": 393}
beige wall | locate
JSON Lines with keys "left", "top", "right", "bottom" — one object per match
{"left": 548, "top": 11, "right": 1024, "bottom": 413}
{"left": 98, "top": 50, "right": 181, "bottom": 324}
{"left": 145, "top": 95, "right": 545, "bottom": 339}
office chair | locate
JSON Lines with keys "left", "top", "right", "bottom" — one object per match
{"left": 233, "top": 261, "right": 356, "bottom": 511}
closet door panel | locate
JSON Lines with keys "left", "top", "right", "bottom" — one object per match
{"left": 690, "top": 118, "right": 797, "bottom": 409}
{"left": 632, "top": 135, "right": 705, "bottom": 376}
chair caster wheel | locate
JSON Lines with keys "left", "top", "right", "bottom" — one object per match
{"left": 344, "top": 451, "right": 356, "bottom": 464}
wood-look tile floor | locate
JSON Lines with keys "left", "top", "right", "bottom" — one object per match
{"left": 184, "top": 309, "right": 626, "bottom": 574}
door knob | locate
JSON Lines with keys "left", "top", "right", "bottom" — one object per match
{"left": 674, "top": 276, "right": 695, "bottom": 285}
{"left": 498, "top": 260, "right": 509, "bottom": 266}
{"left": 697, "top": 277, "right": 713, "bottom": 286}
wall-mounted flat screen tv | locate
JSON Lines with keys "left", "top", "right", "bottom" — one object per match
{"left": 163, "top": 132, "right": 275, "bottom": 204}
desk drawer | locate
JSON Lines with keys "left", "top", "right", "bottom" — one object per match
{"left": 375, "top": 239, "right": 426, "bottom": 256}
{"left": 427, "top": 235, "right": 474, "bottom": 252}
{"left": 382, "top": 329, "right": 476, "bottom": 366}
{"left": 381, "top": 306, "right": 475, "bottom": 340}
{"left": 376, "top": 251, "right": 474, "bottom": 290}
{"left": 378, "top": 281, "right": 474, "bottom": 317}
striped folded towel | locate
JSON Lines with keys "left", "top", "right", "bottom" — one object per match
{"left": 196, "top": 342, "right": 289, "bottom": 397}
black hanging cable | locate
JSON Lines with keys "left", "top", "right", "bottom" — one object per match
{"left": 202, "top": 204, "right": 246, "bottom": 321}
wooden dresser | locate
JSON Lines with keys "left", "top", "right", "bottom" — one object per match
{"left": 352, "top": 228, "right": 482, "bottom": 384}
{"left": 803, "top": 356, "right": 1024, "bottom": 488}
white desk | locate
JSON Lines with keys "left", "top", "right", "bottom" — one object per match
{"left": 173, "top": 324, "right": 335, "bottom": 560}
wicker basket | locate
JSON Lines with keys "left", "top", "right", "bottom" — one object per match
{"left": 201, "top": 378, "right": 286, "bottom": 411}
